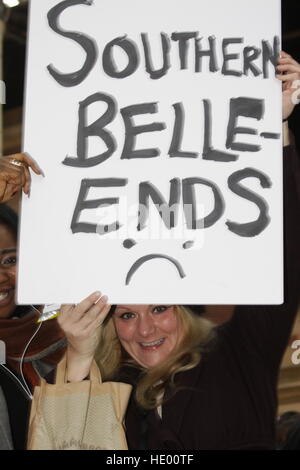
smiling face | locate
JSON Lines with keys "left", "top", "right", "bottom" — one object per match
{"left": 0, "top": 223, "right": 17, "bottom": 319}
{"left": 113, "top": 305, "right": 182, "bottom": 368}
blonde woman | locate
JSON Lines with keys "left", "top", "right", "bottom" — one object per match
{"left": 58, "top": 260, "right": 299, "bottom": 451}
{"left": 54, "top": 53, "right": 300, "bottom": 449}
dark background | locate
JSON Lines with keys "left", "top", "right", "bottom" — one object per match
{"left": 2, "top": 0, "right": 300, "bottom": 151}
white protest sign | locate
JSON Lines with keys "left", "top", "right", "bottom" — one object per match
{"left": 18, "top": 0, "right": 282, "bottom": 305}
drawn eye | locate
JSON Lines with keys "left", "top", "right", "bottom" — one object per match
{"left": 123, "top": 239, "right": 194, "bottom": 249}
{"left": 123, "top": 239, "right": 136, "bottom": 249}
{"left": 183, "top": 240, "right": 194, "bottom": 249}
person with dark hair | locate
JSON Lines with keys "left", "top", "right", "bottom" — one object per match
{"left": 0, "top": 204, "right": 66, "bottom": 450}
{"left": 44, "top": 53, "right": 300, "bottom": 450}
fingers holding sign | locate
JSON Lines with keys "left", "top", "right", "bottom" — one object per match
{"left": 0, "top": 153, "right": 44, "bottom": 203}
{"left": 58, "top": 292, "right": 111, "bottom": 382}
{"left": 276, "top": 51, "right": 300, "bottom": 120}
{"left": 58, "top": 292, "right": 111, "bottom": 360}
{"left": 277, "top": 52, "right": 300, "bottom": 83}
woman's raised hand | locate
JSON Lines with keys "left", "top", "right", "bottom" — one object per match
{"left": 58, "top": 292, "right": 111, "bottom": 381}
{"left": 277, "top": 51, "right": 300, "bottom": 120}
{"left": 0, "top": 152, "right": 43, "bottom": 203}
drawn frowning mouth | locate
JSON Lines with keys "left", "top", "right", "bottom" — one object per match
{"left": 125, "top": 254, "right": 186, "bottom": 285}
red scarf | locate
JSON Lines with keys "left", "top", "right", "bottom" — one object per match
{"left": 0, "top": 311, "right": 66, "bottom": 388}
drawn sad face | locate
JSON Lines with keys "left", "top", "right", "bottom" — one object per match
{"left": 119, "top": 180, "right": 210, "bottom": 286}
{"left": 72, "top": 176, "right": 225, "bottom": 286}
{"left": 119, "top": 177, "right": 224, "bottom": 285}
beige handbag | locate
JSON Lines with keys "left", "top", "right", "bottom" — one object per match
{"left": 27, "top": 355, "right": 132, "bottom": 450}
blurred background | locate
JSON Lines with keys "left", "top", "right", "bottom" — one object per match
{"left": 0, "top": 0, "right": 299, "bottom": 414}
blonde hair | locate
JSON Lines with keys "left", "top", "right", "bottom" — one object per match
{"left": 95, "top": 306, "right": 213, "bottom": 409}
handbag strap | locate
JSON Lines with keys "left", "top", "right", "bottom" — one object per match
{"left": 55, "top": 354, "right": 102, "bottom": 384}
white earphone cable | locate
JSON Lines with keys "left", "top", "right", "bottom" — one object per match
{"left": 18, "top": 306, "right": 43, "bottom": 399}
